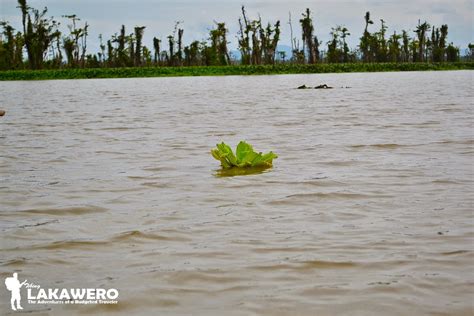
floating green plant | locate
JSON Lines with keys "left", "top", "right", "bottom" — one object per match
{"left": 211, "top": 141, "right": 277, "bottom": 170}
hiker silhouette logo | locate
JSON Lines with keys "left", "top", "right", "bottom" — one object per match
{"left": 4, "top": 273, "right": 27, "bottom": 311}
{"left": 3, "top": 272, "right": 119, "bottom": 311}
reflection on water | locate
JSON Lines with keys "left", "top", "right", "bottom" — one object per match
{"left": 214, "top": 166, "right": 272, "bottom": 177}
{"left": 0, "top": 71, "right": 473, "bottom": 315}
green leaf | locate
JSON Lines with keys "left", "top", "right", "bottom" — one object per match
{"left": 217, "top": 142, "right": 237, "bottom": 166}
{"left": 236, "top": 141, "right": 253, "bottom": 162}
{"left": 211, "top": 141, "right": 277, "bottom": 170}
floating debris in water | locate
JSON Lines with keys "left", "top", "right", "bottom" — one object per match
{"left": 297, "top": 84, "right": 334, "bottom": 89}
{"left": 314, "top": 84, "right": 333, "bottom": 89}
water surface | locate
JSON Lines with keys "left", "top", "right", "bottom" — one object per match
{"left": 0, "top": 71, "right": 473, "bottom": 315}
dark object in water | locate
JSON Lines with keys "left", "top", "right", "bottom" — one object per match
{"left": 0, "top": 110, "right": 5, "bottom": 117}
{"left": 315, "top": 84, "right": 333, "bottom": 89}
{"left": 297, "top": 84, "right": 334, "bottom": 89}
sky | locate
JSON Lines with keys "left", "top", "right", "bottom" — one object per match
{"left": 1, "top": 0, "right": 473, "bottom": 55}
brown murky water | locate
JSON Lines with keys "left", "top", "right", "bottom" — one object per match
{"left": 0, "top": 71, "right": 473, "bottom": 315}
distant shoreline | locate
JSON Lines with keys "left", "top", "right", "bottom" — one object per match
{"left": 0, "top": 62, "right": 472, "bottom": 81}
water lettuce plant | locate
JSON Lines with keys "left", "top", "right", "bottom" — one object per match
{"left": 211, "top": 141, "right": 277, "bottom": 169}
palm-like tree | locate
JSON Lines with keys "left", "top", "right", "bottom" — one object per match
{"left": 134, "top": 26, "right": 145, "bottom": 66}
{"left": 300, "top": 8, "right": 317, "bottom": 64}
{"left": 360, "top": 11, "right": 374, "bottom": 62}
{"left": 340, "top": 26, "right": 350, "bottom": 62}
{"left": 388, "top": 31, "right": 402, "bottom": 62}
{"left": 414, "top": 20, "right": 430, "bottom": 62}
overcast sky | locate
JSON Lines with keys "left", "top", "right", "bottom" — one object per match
{"left": 1, "top": 0, "right": 473, "bottom": 54}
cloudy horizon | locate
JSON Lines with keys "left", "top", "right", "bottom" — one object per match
{"left": 1, "top": 0, "right": 472, "bottom": 55}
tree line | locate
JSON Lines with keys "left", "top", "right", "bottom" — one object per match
{"left": 0, "top": 0, "right": 472, "bottom": 70}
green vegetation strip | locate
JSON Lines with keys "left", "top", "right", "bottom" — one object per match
{"left": 0, "top": 62, "right": 472, "bottom": 81}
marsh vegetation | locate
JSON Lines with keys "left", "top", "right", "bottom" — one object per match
{"left": 0, "top": 0, "right": 472, "bottom": 74}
